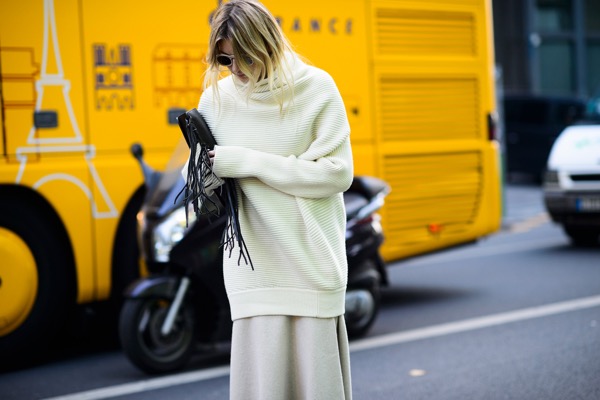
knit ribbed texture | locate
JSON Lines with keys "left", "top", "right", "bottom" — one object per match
{"left": 197, "top": 53, "right": 353, "bottom": 320}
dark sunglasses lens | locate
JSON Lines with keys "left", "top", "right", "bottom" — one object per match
{"left": 216, "top": 55, "right": 232, "bottom": 66}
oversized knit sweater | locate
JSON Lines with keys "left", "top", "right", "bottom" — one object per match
{"left": 195, "top": 53, "right": 353, "bottom": 321}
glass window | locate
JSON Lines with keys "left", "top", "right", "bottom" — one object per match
{"left": 539, "top": 40, "right": 575, "bottom": 95}
{"left": 587, "top": 41, "right": 600, "bottom": 96}
{"left": 585, "top": 0, "right": 600, "bottom": 33}
{"left": 535, "top": 0, "right": 573, "bottom": 32}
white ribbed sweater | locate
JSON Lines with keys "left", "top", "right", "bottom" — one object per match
{"left": 197, "top": 53, "right": 353, "bottom": 320}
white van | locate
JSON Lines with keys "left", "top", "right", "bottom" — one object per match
{"left": 543, "top": 122, "right": 600, "bottom": 245}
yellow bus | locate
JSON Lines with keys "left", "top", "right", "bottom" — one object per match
{"left": 0, "top": 0, "right": 501, "bottom": 361}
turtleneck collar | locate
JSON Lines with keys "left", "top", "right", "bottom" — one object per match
{"left": 230, "top": 51, "right": 307, "bottom": 97}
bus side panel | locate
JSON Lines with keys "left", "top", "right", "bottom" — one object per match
{"left": 0, "top": 0, "right": 97, "bottom": 302}
{"left": 79, "top": 2, "right": 214, "bottom": 156}
{"left": 264, "top": 0, "right": 376, "bottom": 177}
{"left": 0, "top": 3, "right": 44, "bottom": 161}
{"left": 369, "top": 0, "right": 501, "bottom": 260}
{"left": 0, "top": 46, "right": 5, "bottom": 156}
{"left": 79, "top": 2, "right": 218, "bottom": 298}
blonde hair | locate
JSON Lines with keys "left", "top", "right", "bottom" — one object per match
{"left": 204, "top": 0, "right": 294, "bottom": 109}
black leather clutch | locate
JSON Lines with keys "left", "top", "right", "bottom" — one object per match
{"left": 178, "top": 108, "right": 217, "bottom": 150}
{"left": 177, "top": 108, "right": 253, "bottom": 268}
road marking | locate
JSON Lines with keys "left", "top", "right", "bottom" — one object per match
{"left": 42, "top": 366, "right": 232, "bottom": 400}
{"left": 42, "top": 295, "right": 600, "bottom": 400}
{"left": 395, "top": 236, "right": 567, "bottom": 268}
{"left": 349, "top": 294, "right": 600, "bottom": 352}
{"left": 507, "top": 213, "right": 550, "bottom": 233}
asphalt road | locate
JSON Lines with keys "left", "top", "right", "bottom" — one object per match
{"left": 1, "top": 183, "right": 599, "bottom": 400}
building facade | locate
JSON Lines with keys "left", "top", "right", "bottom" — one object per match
{"left": 494, "top": 0, "right": 600, "bottom": 100}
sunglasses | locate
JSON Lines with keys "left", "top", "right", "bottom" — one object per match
{"left": 216, "top": 54, "right": 254, "bottom": 67}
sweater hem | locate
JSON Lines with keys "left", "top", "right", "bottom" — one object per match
{"left": 228, "top": 287, "right": 346, "bottom": 320}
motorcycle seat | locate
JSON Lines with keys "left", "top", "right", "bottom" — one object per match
{"left": 344, "top": 192, "right": 368, "bottom": 220}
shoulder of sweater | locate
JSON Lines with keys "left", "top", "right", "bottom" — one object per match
{"left": 293, "top": 66, "right": 340, "bottom": 101}
{"left": 198, "top": 77, "right": 237, "bottom": 107}
{"left": 298, "top": 63, "right": 335, "bottom": 85}
{"left": 201, "top": 77, "right": 236, "bottom": 96}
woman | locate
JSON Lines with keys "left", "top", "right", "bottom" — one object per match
{"left": 192, "top": 1, "right": 354, "bottom": 398}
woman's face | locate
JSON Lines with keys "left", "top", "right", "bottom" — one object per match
{"left": 218, "top": 39, "right": 250, "bottom": 83}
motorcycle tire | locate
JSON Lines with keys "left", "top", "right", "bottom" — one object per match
{"left": 119, "top": 297, "right": 196, "bottom": 374}
{"left": 345, "top": 264, "right": 381, "bottom": 339}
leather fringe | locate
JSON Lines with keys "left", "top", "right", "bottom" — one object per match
{"left": 176, "top": 111, "right": 253, "bottom": 270}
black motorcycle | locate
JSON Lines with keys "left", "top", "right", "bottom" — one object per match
{"left": 119, "top": 142, "right": 390, "bottom": 374}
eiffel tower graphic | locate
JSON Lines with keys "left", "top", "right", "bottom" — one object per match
{"left": 15, "top": 0, "right": 118, "bottom": 219}
{"left": 26, "top": 0, "right": 82, "bottom": 145}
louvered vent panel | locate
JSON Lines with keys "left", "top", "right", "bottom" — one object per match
{"left": 383, "top": 152, "right": 482, "bottom": 244}
{"left": 380, "top": 77, "right": 479, "bottom": 141}
{"left": 376, "top": 8, "right": 476, "bottom": 56}
{"left": 400, "top": 0, "right": 480, "bottom": 5}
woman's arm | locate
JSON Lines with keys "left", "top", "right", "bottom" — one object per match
{"left": 211, "top": 70, "right": 354, "bottom": 198}
{"left": 212, "top": 137, "right": 353, "bottom": 198}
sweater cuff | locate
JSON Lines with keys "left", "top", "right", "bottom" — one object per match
{"left": 213, "top": 145, "right": 253, "bottom": 178}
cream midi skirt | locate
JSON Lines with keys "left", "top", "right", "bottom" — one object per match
{"left": 229, "top": 315, "right": 352, "bottom": 400}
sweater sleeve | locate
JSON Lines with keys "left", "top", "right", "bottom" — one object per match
{"left": 212, "top": 82, "right": 353, "bottom": 199}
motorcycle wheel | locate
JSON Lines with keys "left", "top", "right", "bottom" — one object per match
{"left": 119, "top": 297, "right": 196, "bottom": 374}
{"left": 345, "top": 266, "right": 381, "bottom": 338}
